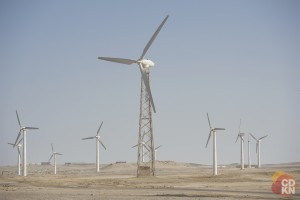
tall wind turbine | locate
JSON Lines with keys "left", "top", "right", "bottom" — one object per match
{"left": 205, "top": 113, "right": 225, "bottom": 176}
{"left": 82, "top": 121, "right": 106, "bottom": 173}
{"left": 98, "top": 15, "right": 169, "bottom": 177}
{"left": 8, "top": 138, "right": 23, "bottom": 176}
{"left": 13, "top": 110, "right": 38, "bottom": 176}
{"left": 48, "top": 144, "right": 62, "bottom": 175}
{"left": 235, "top": 119, "right": 245, "bottom": 170}
{"left": 250, "top": 133, "right": 268, "bottom": 168}
{"left": 247, "top": 133, "right": 251, "bottom": 168}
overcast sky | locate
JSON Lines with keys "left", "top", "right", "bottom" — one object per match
{"left": 1, "top": 0, "right": 299, "bottom": 166}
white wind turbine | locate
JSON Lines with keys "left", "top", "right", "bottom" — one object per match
{"left": 82, "top": 121, "right": 107, "bottom": 173}
{"left": 48, "top": 144, "right": 62, "bottom": 175}
{"left": 205, "top": 113, "right": 225, "bottom": 176}
{"left": 132, "top": 142, "right": 149, "bottom": 163}
{"left": 8, "top": 138, "right": 23, "bottom": 176}
{"left": 247, "top": 133, "right": 251, "bottom": 168}
{"left": 154, "top": 145, "right": 162, "bottom": 161}
{"left": 13, "top": 110, "right": 38, "bottom": 176}
{"left": 250, "top": 133, "right": 268, "bottom": 168}
{"left": 132, "top": 143, "right": 161, "bottom": 162}
{"left": 235, "top": 119, "right": 245, "bottom": 170}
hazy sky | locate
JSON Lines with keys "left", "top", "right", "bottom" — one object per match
{"left": 1, "top": 0, "right": 299, "bottom": 166}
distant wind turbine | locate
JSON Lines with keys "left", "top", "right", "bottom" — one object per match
{"left": 8, "top": 138, "right": 23, "bottom": 176}
{"left": 132, "top": 142, "right": 149, "bottom": 163}
{"left": 82, "top": 121, "right": 107, "bottom": 173}
{"left": 235, "top": 119, "right": 245, "bottom": 170}
{"left": 154, "top": 145, "right": 162, "bottom": 161}
{"left": 247, "top": 133, "right": 251, "bottom": 168}
{"left": 205, "top": 113, "right": 225, "bottom": 176}
{"left": 14, "top": 110, "right": 38, "bottom": 176}
{"left": 250, "top": 133, "right": 268, "bottom": 168}
{"left": 48, "top": 143, "right": 62, "bottom": 175}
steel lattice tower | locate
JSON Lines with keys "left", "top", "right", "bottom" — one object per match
{"left": 137, "top": 72, "right": 155, "bottom": 177}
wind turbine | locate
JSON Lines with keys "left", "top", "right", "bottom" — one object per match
{"left": 235, "top": 119, "right": 245, "bottom": 170}
{"left": 98, "top": 15, "right": 169, "bottom": 177}
{"left": 132, "top": 142, "right": 149, "bottom": 163}
{"left": 154, "top": 145, "right": 162, "bottom": 161}
{"left": 205, "top": 113, "right": 225, "bottom": 176}
{"left": 82, "top": 121, "right": 106, "bottom": 173}
{"left": 13, "top": 110, "right": 38, "bottom": 176}
{"left": 48, "top": 143, "right": 62, "bottom": 175}
{"left": 247, "top": 133, "right": 251, "bottom": 168}
{"left": 8, "top": 138, "right": 23, "bottom": 176}
{"left": 250, "top": 133, "right": 268, "bottom": 168}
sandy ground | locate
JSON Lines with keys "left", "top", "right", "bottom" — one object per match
{"left": 0, "top": 161, "right": 299, "bottom": 199}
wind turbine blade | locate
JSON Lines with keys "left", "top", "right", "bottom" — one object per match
{"left": 14, "top": 131, "right": 22, "bottom": 147}
{"left": 8, "top": 143, "right": 14, "bottom": 146}
{"left": 16, "top": 110, "right": 21, "bottom": 128}
{"left": 51, "top": 144, "right": 54, "bottom": 153}
{"left": 239, "top": 119, "right": 242, "bottom": 133}
{"left": 48, "top": 154, "right": 53, "bottom": 162}
{"left": 132, "top": 144, "right": 138, "bottom": 148}
{"left": 155, "top": 145, "right": 162, "bottom": 150}
{"left": 249, "top": 133, "right": 258, "bottom": 142}
{"left": 97, "top": 121, "right": 103, "bottom": 135}
{"left": 206, "top": 113, "right": 212, "bottom": 129}
{"left": 139, "top": 15, "right": 169, "bottom": 59}
{"left": 214, "top": 128, "right": 225, "bottom": 131}
{"left": 99, "top": 140, "right": 107, "bottom": 150}
{"left": 82, "top": 136, "right": 95, "bottom": 140}
{"left": 98, "top": 57, "right": 136, "bottom": 65}
{"left": 24, "top": 127, "right": 39, "bottom": 130}
{"left": 235, "top": 135, "right": 239, "bottom": 143}
{"left": 205, "top": 131, "right": 212, "bottom": 148}
{"left": 17, "top": 137, "right": 23, "bottom": 145}
{"left": 138, "top": 64, "right": 156, "bottom": 113}
{"left": 259, "top": 135, "right": 268, "bottom": 140}
{"left": 56, "top": 153, "right": 63, "bottom": 155}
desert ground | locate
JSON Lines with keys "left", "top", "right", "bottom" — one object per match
{"left": 0, "top": 161, "right": 299, "bottom": 200}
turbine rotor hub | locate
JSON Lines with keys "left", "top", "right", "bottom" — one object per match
{"left": 138, "top": 59, "right": 155, "bottom": 72}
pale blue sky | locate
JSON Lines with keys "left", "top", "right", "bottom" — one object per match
{"left": 1, "top": 0, "right": 299, "bottom": 166}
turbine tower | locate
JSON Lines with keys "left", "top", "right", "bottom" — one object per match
{"left": 82, "top": 121, "right": 107, "bottom": 173}
{"left": 205, "top": 113, "right": 225, "bottom": 176}
{"left": 235, "top": 119, "right": 245, "bottom": 170}
{"left": 14, "top": 110, "right": 38, "bottom": 176}
{"left": 250, "top": 133, "right": 268, "bottom": 168}
{"left": 98, "top": 15, "right": 169, "bottom": 177}
{"left": 8, "top": 138, "right": 23, "bottom": 176}
{"left": 247, "top": 133, "right": 251, "bottom": 168}
{"left": 48, "top": 143, "right": 62, "bottom": 175}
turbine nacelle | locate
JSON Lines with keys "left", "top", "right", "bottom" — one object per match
{"left": 239, "top": 133, "right": 245, "bottom": 137}
{"left": 138, "top": 59, "right": 155, "bottom": 70}
{"left": 205, "top": 113, "right": 225, "bottom": 148}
